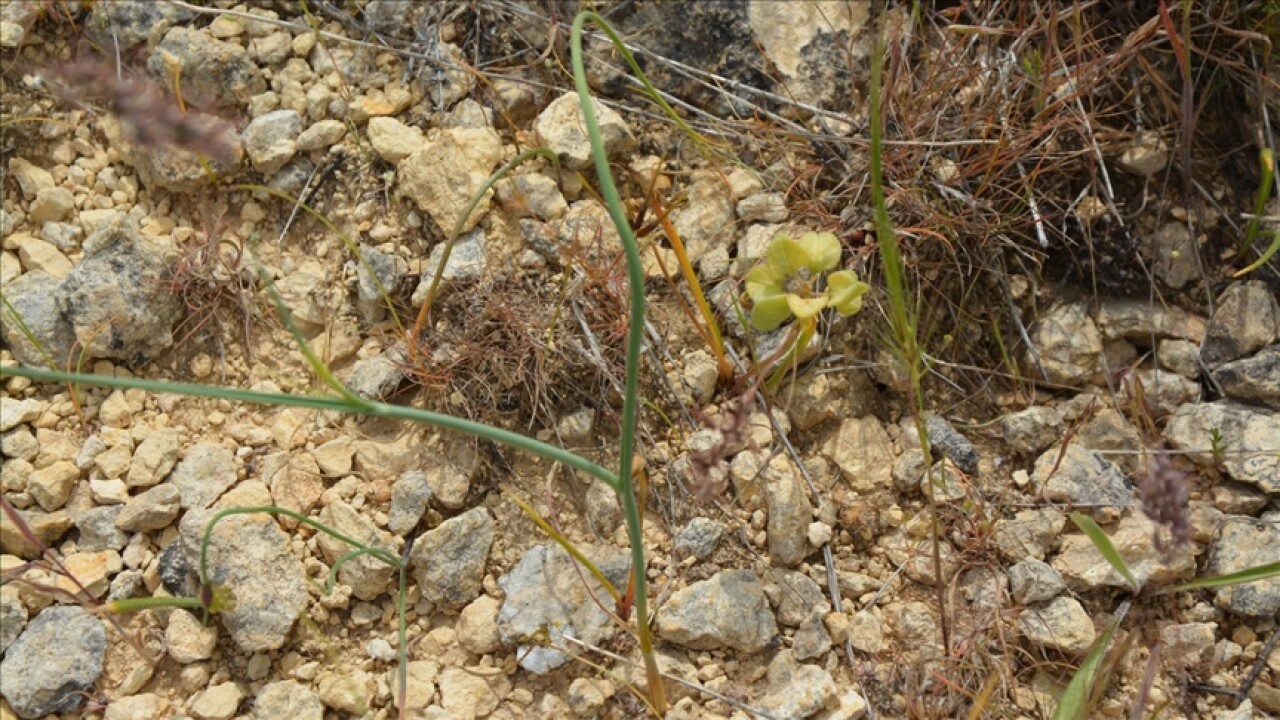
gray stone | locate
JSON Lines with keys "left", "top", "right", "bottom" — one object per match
{"left": 673, "top": 517, "right": 724, "bottom": 560}
{"left": 793, "top": 611, "right": 832, "bottom": 661}
{"left": 1017, "top": 596, "right": 1097, "bottom": 656}
{"left": 116, "top": 483, "right": 182, "bottom": 532}
{"left": 1164, "top": 401, "right": 1280, "bottom": 493}
{"left": 148, "top": 26, "right": 266, "bottom": 107}
{"left": 344, "top": 343, "right": 409, "bottom": 400}
{"left": 58, "top": 215, "right": 181, "bottom": 362}
{"left": 40, "top": 221, "right": 82, "bottom": 251}
{"left": 87, "top": 0, "right": 194, "bottom": 49}
{"left": 497, "top": 543, "right": 630, "bottom": 673}
{"left": 387, "top": 470, "right": 431, "bottom": 535}
{"left": 411, "top": 228, "right": 487, "bottom": 305}
{"left": 1207, "top": 517, "right": 1280, "bottom": 618}
{"left": 883, "top": 530, "right": 959, "bottom": 587}
{"left": 104, "top": 693, "right": 171, "bottom": 720}
{"left": 657, "top": 569, "right": 778, "bottom": 653}
{"left": 409, "top": 507, "right": 493, "bottom": 612}
{"left": 1, "top": 426, "right": 37, "bottom": 461}
{"left": 1052, "top": 513, "right": 1195, "bottom": 590}
{"left": 0, "top": 589, "right": 26, "bottom": 652}
{"left": 354, "top": 243, "right": 405, "bottom": 324}
{"left": 992, "top": 508, "right": 1066, "bottom": 562}
{"left": 765, "top": 568, "right": 831, "bottom": 627}
{"left": 316, "top": 501, "right": 396, "bottom": 601}
{"left": 764, "top": 455, "right": 812, "bottom": 567}
{"left": 0, "top": 270, "right": 74, "bottom": 367}
{"left": 168, "top": 442, "right": 237, "bottom": 510}
{"left": 180, "top": 507, "right": 309, "bottom": 652}
{"left": 418, "top": 439, "right": 479, "bottom": 510}
{"left": 255, "top": 680, "right": 324, "bottom": 720}
{"left": 533, "top": 92, "right": 633, "bottom": 171}
{"left": 746, "top": 0, "right": 868, "bottom": 106}
{"left": 1008, "top": 559, "right": 1066, "bottom": 605}
{"left": 158, "top": 540, "right": 197, "bottom": 597}
{"left": 1211, "top": 344, "right": 1280, "bottom": 408}
{"left": 1000, "top": 406, "right": 1063, "bottom": 456}
{"left": 1152, "top": 221, "right": 1197, "bottom": 289}
{"left": 1027, "top": 303, "right": 1102, "bottom": 385}
{"left": 556, "top": 407, "right": 596, "bottom": 443}
{"left": 243, "top": 109, "right": 303, "bottom": 176}
{"left": 1200, "top": 281, "right": 1278, "bottom": 368}
{"left": 755, "top": 651, "right": 837, "bottom": 720}
{"left": 76, "top": 504, "right": 126, "bottom": 551}
{"left": 925, "top": 415, "right": 979, "bottom": 474}
{"left": 1033, "top": 444, "right": 1134, "bottom": 523}
{"left": 1096, "top": 298, "right": 1207, "bottom": 344}
{"left": 0, "top": 606, "right": 106, "bottom": 719}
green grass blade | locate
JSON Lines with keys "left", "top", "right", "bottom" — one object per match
{"left": 1167, "top": 560, "right": 1280, "bottom": 592}
{"left": 1052, "top": 600, "right": 1130, "bottom": 720}
{"left": 1242, "top": 148, "right": 1274, "bottom": 254}
{"left": 0, "top": 365, "right": 620, "bottom": 491}
{"left": 1069, "top": 512, "right": 1140, "bottom": 592}
{"left": 572, "top": 11, "right": 664, "bottom": 713}
{"left": 1233, "top": 228, "right": 1280, "bottom": 278}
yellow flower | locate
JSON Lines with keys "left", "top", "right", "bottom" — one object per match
{"left": 744, "top": 232, "right": 868, "bottom": 331}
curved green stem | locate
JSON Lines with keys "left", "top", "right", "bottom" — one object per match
{"left": 572, "top": 11, "right": 665, "bottom": 715}
{"left": 0, "top": 366, "right": 620, "bottom": 492}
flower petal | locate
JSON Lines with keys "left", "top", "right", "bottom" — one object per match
{"left": 796, "top": 232, "right": 841, "bottom": 273}
{"left": 787, "top": 293, "right": 828, "bottom": 320}
{"left": 826, "top": 270, "right": 869, "bottom": 316}
{"left": 765, "top": 236, "right": 810, "bottom": 279}
{"left": 750, "top": 294, "right": 793, "bottom": 331}
{"left": 745, "top": 264, "right": 782, "bottom": 302}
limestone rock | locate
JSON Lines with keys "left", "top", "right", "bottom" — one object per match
{"left": 1199, "top": 281, "right": 1278, "bottom": 368}
{"left": 58, "top": 215, "right": 181, "bottom": 362}
{"left": 0, "top": 606, "right": 106, "bottom": 719}
{"left": 533, "top": 92, "right": 634, "bottom": 170}
{"left": 1017, "top": 596, "right": 1096, "bottom": 656}
{"left": 398, "top": 127, "right": 503, "bottom": 234}
{"left": 409, "top": 507, "right": 493, "bottom": 612}
{"left": 497, "top": 543, "right": 630, "bottom": 673}
{"left": 657, "top": 569, "right": 779, "bottom": 653}
{"left": 1027, "top": 303, "right": 1102, "bottom": 385}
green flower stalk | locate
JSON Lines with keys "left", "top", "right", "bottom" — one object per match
{"left": 745, "top": 232, "right": 868, "bottom": 331}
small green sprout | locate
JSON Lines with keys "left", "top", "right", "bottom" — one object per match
{"left": 745, "top": 232, "right": 868, "bottom": 331}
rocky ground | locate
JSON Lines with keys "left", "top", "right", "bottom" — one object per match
{"left": 1, "top": 2, "right": 1279, "bottom": 719}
